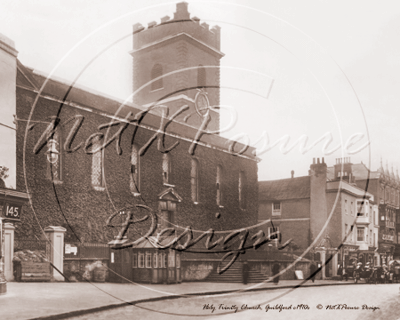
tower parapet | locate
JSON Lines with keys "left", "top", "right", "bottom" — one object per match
{"left": 132, "top": 2, "right": 221, "bottom": 52}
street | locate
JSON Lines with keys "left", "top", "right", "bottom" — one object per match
{"left": 71, "top": 283, "right": 400, "bottom": 320}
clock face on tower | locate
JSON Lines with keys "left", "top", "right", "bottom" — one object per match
{"left": 194, "top": 90, "right": 210, "bottom": 117}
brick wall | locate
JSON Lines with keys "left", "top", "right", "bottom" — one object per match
{"left": 16, "top": 85, "right": 258, "bottom": 243}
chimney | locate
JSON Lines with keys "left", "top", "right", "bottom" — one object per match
{"left": 309, "top": 157, "right": 328, "bottom": 244}
{"left": 333, "top": 157, "right": 353, "bottom": 182}
{"left": 0, "top": 33, "right": 18, "bottom": 188}
{"left": 291, "top": 170, "right": 294, "bottom": 178}
{"left": 174, "top": 2, "right": 190, "bottom": 20}
{"left": 160, "top": 16, "right": 170, "bottom": 24}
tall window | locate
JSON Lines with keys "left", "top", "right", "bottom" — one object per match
{"left": 357, "top": 227, "right": 364, "bottom": 242}
{"left": 162, "top": 153, "right": 171, "bottom": 184}
{"left": 268, "top": 226, "right": 280, "bottom": 243}
{"left": 91, "top": 137, "right": 103, "bottom": 188}
{"left": 191, "top": 158, "right": 199, "bottom": 203}
{"left": 151, "top": 64, "right": 163, "bottom": 90}
{"left": 197, "top": 65, "right": 206, "bottom": 88}
{"left": 239, "top": 171, "right": 247, "bottom": 210}
{"left": 130, "top": 144, "right": 140, "bottom": 195}
{"left": 47, "top": 129, "right": 62, "bottom": 181}
{"left": 216, "top": 165, "right": 223, "bottom": 206}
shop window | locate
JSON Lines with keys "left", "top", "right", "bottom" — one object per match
{"left": 130, "top": 144, "right": 140, "bottom": 195}
{"left": 132, "top": 253, "right": 138, "bottom": 268}
{"left": 91, "top": 136, "right": 104, "bottom": 189}
{"left": 357, "top": 228, "right": 365, "bottom": 242}
{"left": 151, "top": 64, "right": 163, "bottom": 91}
{"left": 145, "top": 252, "right": 152, "bottom": 268}
{"left": 272, "top": 202, "right": 281, "bottom": 216}
{"left": 239, "top": 171, "right": 247, "bottom": 210}
{"left": 162, "top": 153, "right": 171, "bottom": 184}
{"left": 191, "top": 158, "right": 199, "bottom": 203}
{"left": 46, "top": 129, "right": 62, "bottom": 181}
{"left": 138, "top": 252, "right": 145, "bottom": 268}
{"left": 216, "top": 165, "right": 223, "bottom": 206}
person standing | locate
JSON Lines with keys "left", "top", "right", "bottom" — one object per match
{"left": 337, "top": 263, "right": 343, "bottom": 281}
{"left": 272, "top": 261, "right": 280, "bottom": 284}
{"left": 242, "top": 261, "right": 250, "bottom": 284}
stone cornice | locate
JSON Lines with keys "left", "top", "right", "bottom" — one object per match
{"left": 0, "top": 38, "right": 18, "bottom": 57}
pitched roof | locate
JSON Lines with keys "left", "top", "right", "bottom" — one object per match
{"left": 16, "top": 62, "right": 257, "bottom": 161}
{"left": 259, "top": 176, "right": 310, "bottom": 201}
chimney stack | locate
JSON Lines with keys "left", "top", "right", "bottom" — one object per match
{"left": 291, "top": 170, "right": 294, "bottom": 178}
{"left": 309, "top": 157, "right": 328, "bottom": 244}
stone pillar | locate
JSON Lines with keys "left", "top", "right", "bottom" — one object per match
{"left": 3, "top": 223, "right": 15, "bottom": 281}
{"left": 44, "top": 226, "right": 66, "bottom": 281}
{"left": 332, "top": 251, "right": 338, "bottom": 276}
{"left": 319, "top": 250, "right": 326, "bottom": 280}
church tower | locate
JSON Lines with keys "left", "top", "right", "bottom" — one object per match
{"left": 130, "top": 2, "right": 223, "bottom": 132}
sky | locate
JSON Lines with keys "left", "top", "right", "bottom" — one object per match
{"left": 1, "top": 0, "right": 400, "bottom": 181}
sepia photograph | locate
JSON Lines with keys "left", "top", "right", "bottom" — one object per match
{"left": 0, "top": 1, "right": 399, "bottom": 319}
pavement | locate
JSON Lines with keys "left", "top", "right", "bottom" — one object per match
{"left": 0, "top": 279, "right": 364, "bottom": 320}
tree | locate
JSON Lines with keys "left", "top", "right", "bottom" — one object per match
{"left": 0, "top": 166, "right": 9, "bottom": 180}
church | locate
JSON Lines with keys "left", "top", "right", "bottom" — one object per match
{"left": 12, "top": 2, "right": 260, "bottom": 283}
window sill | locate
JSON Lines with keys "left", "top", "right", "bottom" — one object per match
{"left": 93, "top": 186, "right": 105, "bottom": 191}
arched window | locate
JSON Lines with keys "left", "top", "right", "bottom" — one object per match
{"left": 130, "top": 144, "right": 140, "bottom": 195}
{"left": 216, "top": 165, "right": 223, "bottom": 206}
{"left": 239, "top": 170, "right": 247, "bottom": 210}
{"left": 91, "top": 137, "right": 104, "bottom": 189}
{"left": 151, "top": 64, "right": 163, "bottom": 91}
{"left": 197, "top": 65, "right": 206, "bottom": 88}
{"left": 47, "top": 129, "right": 62, "bottom": 182}
{"left": 162, "top": 153, "right": 171, "bottom": 185}
{"left": 191, "top": 158, "right": 199, "bottom": 203}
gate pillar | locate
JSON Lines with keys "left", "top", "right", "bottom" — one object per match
{"left": 3, "top": 223, "right": 15, "bottom": 281}
{"left": 44, "top": 226, "right": 66, "bottom": 281}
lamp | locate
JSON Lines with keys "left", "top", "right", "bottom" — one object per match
{"left": 46, "top": 139, "right": 59, "bottom": 164}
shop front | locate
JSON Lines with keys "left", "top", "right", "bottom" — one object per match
{"left": 0, "top": 187, "right": 29, "bottom": 294}
{"left": 109, "top": 237, "right": 182, "bottom": 284}
{"left": 341, "top": 244, "right": 358, "bottom": 273}
{"left": 378, "top": 242, "right": 395, "bottom": 266}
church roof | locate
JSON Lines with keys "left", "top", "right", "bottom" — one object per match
{"left": 16, "top": 61, "right": 257, "bottom": 161}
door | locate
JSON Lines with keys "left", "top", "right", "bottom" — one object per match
{"left": 109, "top": 248, "right": 132, "bottom": 283}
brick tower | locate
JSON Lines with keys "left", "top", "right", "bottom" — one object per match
{"left": 130, "top": 2, "right": 223, "bottom": 132}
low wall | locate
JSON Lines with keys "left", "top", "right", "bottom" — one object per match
{"left": 63, "top": 259, "right": 109, "bottom": 282}
{"left": 181, "top": 261, "right": 214, "bottom": 281}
